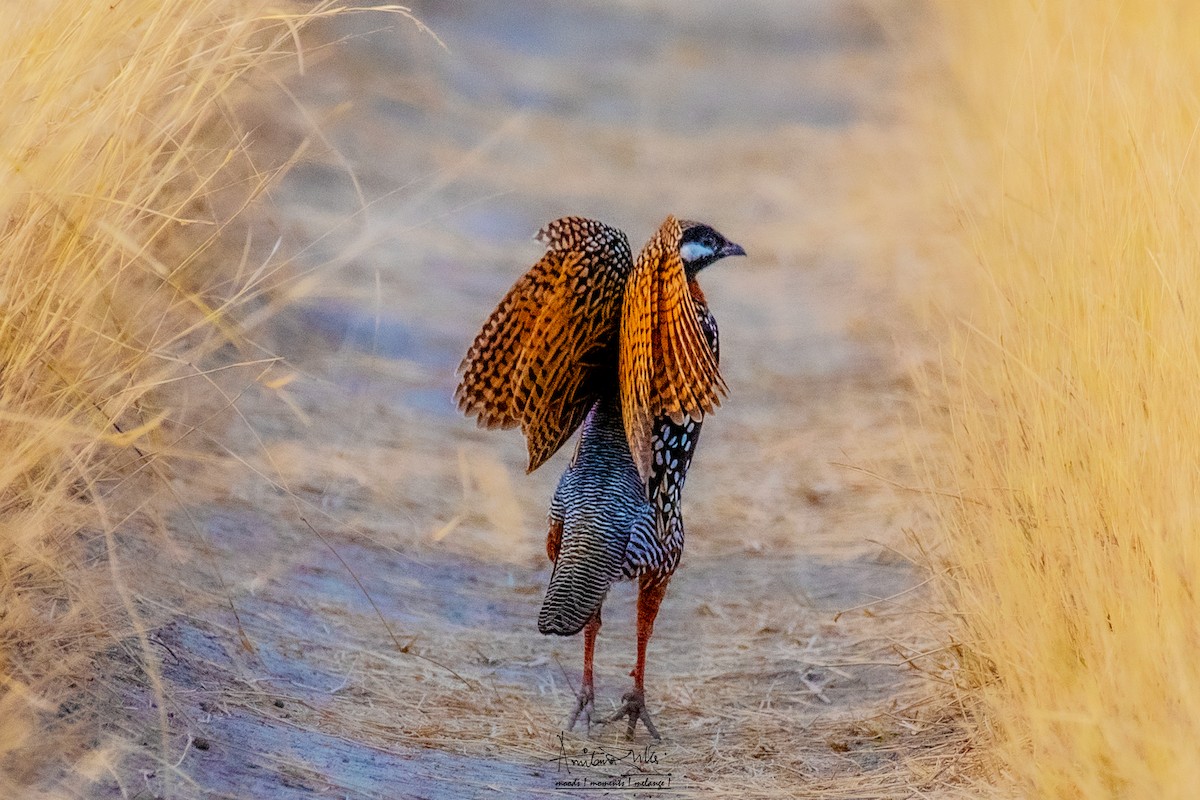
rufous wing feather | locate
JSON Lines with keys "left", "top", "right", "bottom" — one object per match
{"left": 455, "top": 264, "right": 550, "bottom": 430}
{"left": 456, "top": 217, "right": 633, "bottom": 472}
{"left": 619, "top": 216, "right": 726, "bottom": 483}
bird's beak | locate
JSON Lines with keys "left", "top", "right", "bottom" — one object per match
{"left": 721, "top": 241, "right": 746, "bottom": 258}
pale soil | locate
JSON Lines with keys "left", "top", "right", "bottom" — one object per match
{"left": 92, "top": 2, "right": 962, "bottom": 798}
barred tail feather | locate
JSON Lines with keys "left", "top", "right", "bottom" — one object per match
{"left": 538, "top": 520, "right": 629, "bottom": 636}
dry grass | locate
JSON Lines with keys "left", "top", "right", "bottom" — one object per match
{"left": 923, "top": 2, "right": 1200, "bottom": 796}
{"left": 0, "top": 1, "right": 419, "bottom": 794}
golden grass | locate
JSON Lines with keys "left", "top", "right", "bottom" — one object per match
{"left": 0, "top": 1, "right": 419, "bottom": 794}
{"left": 925, "top": 2, "right": 1200, "bottom": 795}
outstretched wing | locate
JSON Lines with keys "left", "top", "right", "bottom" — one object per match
{"left": 455, "top": 217, "right": 633, "bottom": 472}
{"left": 619, "top": 215, "right": 726, "bottom": 483}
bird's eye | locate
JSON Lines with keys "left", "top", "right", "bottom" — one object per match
{"left": 701, "top": 235, "right": 718, "bottom": 250}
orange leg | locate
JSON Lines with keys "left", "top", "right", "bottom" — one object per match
{"left": 632, "top": 574, "right": 669, "bottom": 692}
{"left": 607, "top": 573, "right": 669, "bottom": 739}
{"left": 546, "top": 518, "right": 562, "bottom": 562}
{"left": 568, "top": 610, "right": 600, "bottom": 731}
{"left": 582, "top": 612, "right": 600, "bottom": 695}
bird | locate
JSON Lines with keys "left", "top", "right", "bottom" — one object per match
{"left": 455, "top": 214, "right": 745, "bottom": 739}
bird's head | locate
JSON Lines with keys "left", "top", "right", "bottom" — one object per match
{"left": 677, "top": 220, "right": 746, "bottom": 277}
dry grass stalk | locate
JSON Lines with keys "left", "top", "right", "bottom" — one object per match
{"left": 0, "top": 1, "right": 420, "bottom": 794}
{"left": 923, "top": 2, "right": 1200, "bottom": 796}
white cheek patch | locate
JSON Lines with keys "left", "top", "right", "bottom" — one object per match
{"left": 679, "top": 242, "right": 714, "bottom": 263}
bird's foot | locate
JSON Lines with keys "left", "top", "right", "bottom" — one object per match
{"left": 604, "top": 689, "right": 661, "bottom": 740}
{"left": 566, "top": 687, "right": 595, "bottom": 733}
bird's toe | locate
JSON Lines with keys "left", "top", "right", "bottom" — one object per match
{"left": 567, "top": 687, "right": 596, "bottom": 733}
{"left": 605, "top": 689, "right": 661, "bottom": 740}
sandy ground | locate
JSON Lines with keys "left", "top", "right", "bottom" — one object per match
{"left": 92, "top": 2, "right": 961, "bottom": 798}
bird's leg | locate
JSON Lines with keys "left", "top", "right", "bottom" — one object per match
{"left": 568, "top": 611, "right": 600, "bottom": 732}
{"left": 546, "top": 518, "right": 563, "bottom": 562}
{"left": 607, "top": 573, "right": 668, "bottom": 740}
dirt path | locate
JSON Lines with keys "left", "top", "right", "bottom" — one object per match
{"left": 100, "top": 2, "right": 955, "bottom": 798}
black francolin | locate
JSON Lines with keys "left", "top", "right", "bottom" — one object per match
{"left": 456, "top": 215, "right": 744, "bottom": 738}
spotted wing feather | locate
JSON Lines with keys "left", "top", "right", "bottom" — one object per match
{"left": 455, "top": 217, "right": 633, "bottom": 471}
{"left": 619, "top": 215, "right": 726, "bottom": 484}
{"left": 455, "top": 267, "right": 549, "bottom": 430}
